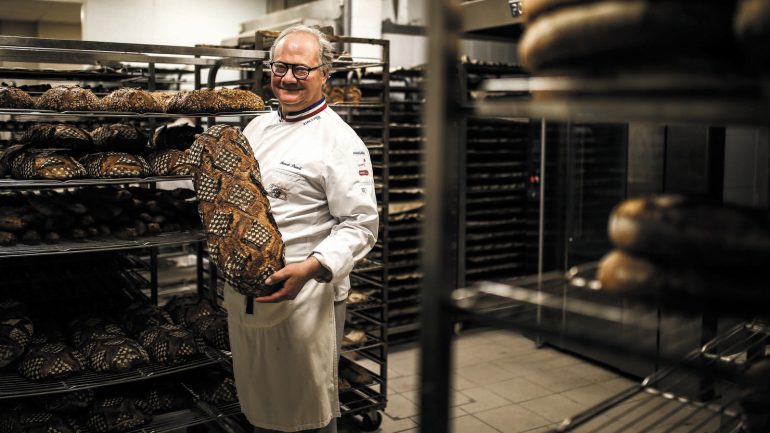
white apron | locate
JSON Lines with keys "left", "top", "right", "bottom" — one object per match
{"left": 224, "top": 282, "right": 340, "bottom": 432}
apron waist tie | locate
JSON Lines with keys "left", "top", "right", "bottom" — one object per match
{"left": 245, "top": 295, "right": 254, "bottom": 314}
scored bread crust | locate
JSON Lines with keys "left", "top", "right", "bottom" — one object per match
{"left": 36, "top": 86, "right": 101, "bottom": 111}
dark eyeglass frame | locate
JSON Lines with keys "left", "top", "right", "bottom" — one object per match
{"left": 269, "top": 61, "right": 324, "bottom": 80}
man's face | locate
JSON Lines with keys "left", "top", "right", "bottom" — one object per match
{"left": 271, "top": 32, "right": 327, "bottom": 112}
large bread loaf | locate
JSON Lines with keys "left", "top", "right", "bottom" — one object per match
{"left": 35, "top": 87, "right": 100, "bottom": 112}
{"left": 100, "top": 88, "right": 162, "bottom": 113}
{"left": 0, "top": 87, "right": 34, "bottom": 109}
{"left": 181, "top": 125, "right": 285, "bottom": 297}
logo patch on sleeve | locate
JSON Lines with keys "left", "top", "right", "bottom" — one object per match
{"left": 358, "top": 169, "right": 369, "bottom": 176}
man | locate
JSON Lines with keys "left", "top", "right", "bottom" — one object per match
{"left": 222, "top": 25, "right": 378, "bottom": 433}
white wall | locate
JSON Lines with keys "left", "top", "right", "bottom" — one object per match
{"left": 82, "top": 0, "right": 267, "bottom": 46}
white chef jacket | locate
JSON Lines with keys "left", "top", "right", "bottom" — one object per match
{"left": 223, "top": 97, "right": 378, "bottom": 432}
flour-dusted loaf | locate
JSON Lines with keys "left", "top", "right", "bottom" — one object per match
{"left": 79, "top": 152, "right": 150, "bottom": 178}
{"left": 79, "top": 334, "right": 149, "bottom": 373}
{"left": 90, "top": 124, "right": 147, "bottom": 153}
{"left": 165, "top": 89, "right": 221, "bottom": 114}
{"left": 0, "top": 301, "right": 34, "bottom": 368}
{"left": 215, "top": 88, "right": 265, "bottom": 112}
{"left": 146, "top": 149, "right": 190, "bottom": 176}
{"left": 0, "top": 87, "right": 34, "bottom": 109}
{"left": 35, "top": 86, "right": 100, "bottom": 112}
{"left": 21, "top": 124, "right": 94, "bottom": 153}
{"left": 86, "top": 397, "right": 151, "bottom": 433}
{"left": 100, "top": 87, "right": 162, "bottom": 113}
{"left": 17, "top": 343, "right": 85, "bottom": 382}
{"left": 10, "top": 150, "right": 86, "bottom": 180}
{"left": 180, "top": 125, "right": 285, "bottom": 297}
{"left": 138, "top": 323, "right": 199, "bottom": 365}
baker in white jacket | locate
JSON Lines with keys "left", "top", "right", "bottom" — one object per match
{"left": 223, "top": 25, "right": 378, "bottom": 433}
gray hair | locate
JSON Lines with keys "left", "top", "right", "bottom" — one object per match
{"left": 269, "top": 25, "right": 334, "bottom": 76}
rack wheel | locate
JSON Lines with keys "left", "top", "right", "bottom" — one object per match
{"left": 360, "top": 410, "right": 382, "bottom": 431}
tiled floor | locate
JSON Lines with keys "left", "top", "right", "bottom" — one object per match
{"left": 342, "top": 328, "right": 638, "bottom": 433}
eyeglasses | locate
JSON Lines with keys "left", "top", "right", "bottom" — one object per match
{"left": 269, "top": 61, "right": 324, "bottom": 80}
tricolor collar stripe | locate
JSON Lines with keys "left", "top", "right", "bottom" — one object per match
{"left": 279, "top": 97, "right": 327, "bottom": 122}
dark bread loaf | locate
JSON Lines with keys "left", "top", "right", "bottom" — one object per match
{"left": 181, "top": 125, "right": 285, "bottom": 297}
{"left": 163, "top": 295, "right": 217, "bottom": 326}
{"left": 138, "top": 323, "right": 199, "bottom": 364}
{"left": 150, "top": 91, "right": 174, "bottom": 112}
{"left": 86, "top": 398, "right": 151, "bottom": 433}
{"left": 150, "top": 124, "right": 202, "bottom": 151}
{"left": 165, "top": 89, "right": 222, "bottom": 114}
{"left": 608, "top": 194, "right": 770, "bottom": 268}
{"left": 68, "top": 316, "right": 125, "bottom": 348}
{"left": 36, "top": 390, "right": 94, "bottom": 414}
{"left": 17, "top": 343, "right": 85, "bottom": 381}
{"left": 189, "top": 315, "right": 229, "bottom": 351}
{"left": 0, "top": 304, "right": 34, "bottom": 368}
{"left": 11, "top": 150, "right": 86, "bottom": 180}
{"left": 339, "top": 356, "right": 375, "bottom": 386}
{"left": 79, "top": 334, "right": 149, "bottom": 373}
{"left": 79, "top": 152, "right": 150, "bottom": 178}
{"left": 147, "top": 150, "right": 190, "bottom": 176}
{"left": 518, "top": 0, "right": 735, "bottom": 72}
{"left": 119, "top": 302, "right": 172, "bottom": 337}
{"left": 90, "top": 125, "right": 147, "bottom": 152}
{"left": 0, "top": 87, "right": 34, "bottom": 109}
{"left": 0, "top": 411, "right": 80, "bottom": 433}
{"left": 35, "top": 87, "right": 100, "bottom": 112}
{"left": 100, "top": 88, "right": 161, "bottom": 113}
{"left": 215, "top": 88, "right": 265, "bottom": 112}
{"left": 21, "top": 124, "right": 94, "bottom": 153}
{"left": 343, "top": 86, "right": 362, "bottom": 103}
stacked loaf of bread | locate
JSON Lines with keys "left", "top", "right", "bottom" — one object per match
{"left": 595, "top": 194, "right": 770, "bottom": 310}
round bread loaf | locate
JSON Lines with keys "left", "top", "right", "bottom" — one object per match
{"left": 150, "top": 124, "right": 202, "bottom": 151}
{"left": 21, "top": 124, "right": 94, "bottom": 153}
{"left": 163, "top": 295, "right": 217, "bottom": 326}
{"left": 100, "top": 88, "right": 162, "bottom": 113}
{"left": 1, "top": 411, "right": 79, "bottom": 433}
{"left": 0, "top": 87, "right": 34, "bottom": 109}
{"left": 179, "top": 125, "right": 285, "bottom": 297}
{"left": 79, "top": 334, "right": 149, "bottom": 373}
{"left": 90, "top": 124, "right": 147, "bottom": 152}
{"left": 608, "top": 194, "right": 770, "bottom": 267}
{"left": 189, "top": 315, "right": 229, "bottom": 351}
{"left": 119, "top": 302, "right": 172, "bottom": 337}
{"left": 35, "top": 87, "right": 100, "bottom": 112}
{"left": 18, "top": 343, "right": 85, "bottom": 381}
{"left": 138, "top": 323, "right": 199, "bottom": 364}
{"left": 147, "top": 149, "right": 190, "bottom": 176}
{"left": 518, "top": 0, "right": 735, "bottom": 72}
{"left": 68, "top": 316, "right": 125, "bottom": 348}
{"left": 324, "top": 86, "right": 344, "bottom": 104}
{"left": 0, "top": 309, "right": 34, "bottom": 368}
{"left": 343, "top": 86, "right": 362, "bottom": 103}
{"left": 79, "top": 152, "right": 150, "bottom": 178}
{"left": 215, "top": 88, "right": 265, "bottom": 112}
{"left": 11, "top": 151, "right": 86, "bottom": 180}
{"left": 86, "top": 398, "right": 151, "bottom": 433}
{"left": 151, "top": 91, "right": 175, "bottom": 112}
{"left": 165, "top": 89, "right": 222, "bottom": 114}
{"left": 36, "top": 390, "right": 94, "bottom": 414}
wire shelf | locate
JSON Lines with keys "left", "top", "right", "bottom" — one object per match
{"left": 0, "top": 230, "right": 205, "bottom": 258}
{"left": 126, "top": 401, "right": 242, "bottom": 433}
{"left": 0, "top": 108, "right": 273, "bottom": 118}
{"left": 0, "top": 348, "right": 225, "bottom": 400}
{"left": 0, "top": 175, "right": 193, "bottom": 189}
{"left": 550, "top": 320, "right": 770, "bottom": 433}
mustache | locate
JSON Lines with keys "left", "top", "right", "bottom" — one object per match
{"left": 277, "top": 83, "right": 304, "bottom": 91}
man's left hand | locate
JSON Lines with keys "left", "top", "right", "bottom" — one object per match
{"left": 253, "top": 257, "right": 328, "bottom": 303}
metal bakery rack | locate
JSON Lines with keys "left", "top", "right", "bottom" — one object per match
{"left": 418, "top": 1, "right": 770, "bottom": 432}
{"left": 0, "top": 36, "right": 276, "bottom": 433}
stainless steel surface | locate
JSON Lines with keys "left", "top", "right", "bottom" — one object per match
{"left": 459, "top": 0, "right": 525, "bottom": 32}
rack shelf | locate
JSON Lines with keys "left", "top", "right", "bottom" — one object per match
{"left": 0, "top": 175, "right": 193, "bottom": 189}
{"left": 0, "top": 348, "right": 226, "bottom": 400}
{"left": 0, "top": 108, "right": 273, "bottom": 118}
{"left": 0, "top": 230, "right": 205, "bottom": 258}
{"left": 125, "top": 401, "right": 243, "bottom": 433}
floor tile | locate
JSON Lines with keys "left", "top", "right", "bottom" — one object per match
{"left": 519, "top": 394, "right": 586, "bottom": 422}
{"left": 384, "top": 393, "right": 419, "bottom": 420}
{"left": 457, "top": 387, "right": 513, "bottom": 414}
{"left": 486, "top": 377, "right": 553, "bottom": 403}
{"left": 568, "top": 361, "right": 622, "bottom": 382}
{"left": 389, "top": 374, "right": 419, "bottom": 394}
{"left": 455, "top": 362, "right": 517, "bottom": 386}
{"left": 450, "top": 415, "right": 502, "bottom": 433}
{"left": 451, "top": 374, "right": 477, "bottom": 391}
{"left": 560, "top": 382, "right": 623, "bottom": 408}
{"left": 523, "top": 367, "right": 594, "bottom": 393}
{"left": 377, "top": 413, "right": 418, "bottom": 433}
{"left": 474, "top": 404, "right": 551, "bottom": 433}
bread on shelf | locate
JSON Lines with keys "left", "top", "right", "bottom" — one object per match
{"left": 35, "top": 86, "right": 101, "bottom": 112}
{"left": 0, "top": 87, "right": 35, "bottom": 109}
{"left": 100, "top": 87, "right": 162, "bottom": 113}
